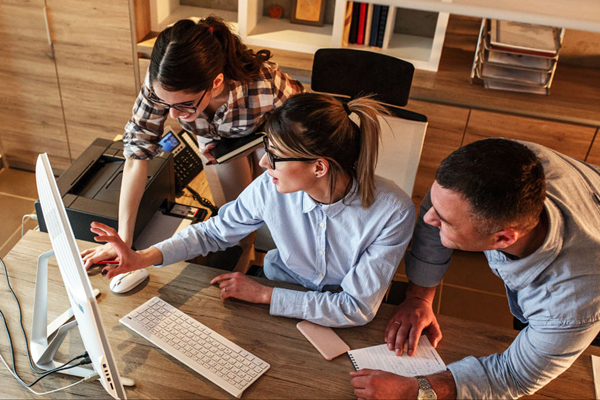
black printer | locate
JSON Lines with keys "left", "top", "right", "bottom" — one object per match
{"left": 35, "top": 138, "right": 176, "bottom": 243}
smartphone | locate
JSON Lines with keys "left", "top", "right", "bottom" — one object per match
{"left": 296, "top": 320, "right": 350, "bottom": 361}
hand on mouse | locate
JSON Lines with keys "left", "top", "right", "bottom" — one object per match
{"left": 89, "top": 222, "right": 163, "bottom": 279}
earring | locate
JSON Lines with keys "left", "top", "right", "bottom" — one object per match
{"left": 315, "top": 173, "right": 318, "bottom": 177}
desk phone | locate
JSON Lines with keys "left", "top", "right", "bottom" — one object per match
{"left": 159, "top": 128, "right": 203, "bottom": 190}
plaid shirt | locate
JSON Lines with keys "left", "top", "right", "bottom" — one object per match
{"left": 123, "top": 61, "right": 304, "bottom": 160}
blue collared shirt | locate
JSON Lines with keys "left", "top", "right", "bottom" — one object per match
{"left": 154, "top": 172, "right": 415, "bottom": 327}
{"left": 406, "top": 141, "right": 600, "bottom": 398}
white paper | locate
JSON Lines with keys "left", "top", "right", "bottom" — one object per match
{"left": 592, "top": 355, "right": 600, "bottom": 400}
{"left": 348, "top": 336, "right": 446, "bottom": 377}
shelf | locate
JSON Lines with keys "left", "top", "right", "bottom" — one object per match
{"left": 244, "top": 17, "right": 334, "bottom": 54}
{"left": 151, "top": 5, "right": 238, "bottom": 33}
{"left": 374, "top": 0, "right": 600, "bottom": 33}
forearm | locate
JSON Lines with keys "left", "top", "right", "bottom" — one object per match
{"left": 428, "top": 371, "right": 457, "bottom": 400}
{"left": 118, "top": 159, "right": 149, "bottom": 246}
{"left": 140, "top": 246, "right": 164, "bottom": 267}
{"left": 406, "top": 281, "right": 437, "bottom": 304}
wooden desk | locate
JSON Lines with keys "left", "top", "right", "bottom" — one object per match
{"left": 1, "top": 231, "right": 598, "bottom": 399}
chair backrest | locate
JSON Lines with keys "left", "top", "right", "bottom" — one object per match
{"left": 311, "top": 48, "right": 415, "bottom": 107}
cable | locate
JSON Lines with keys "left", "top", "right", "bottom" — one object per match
{"left": 0, "top": 256, "right": 92, "bottom": 393}
{"left": 21, "top": 213, "right": 38, "bottom": 238}
{"left": 0, "top": 353, "right": 94, "bottom": 396}
{"left": 185, "top": 185, "right": 219, "bottom": 217}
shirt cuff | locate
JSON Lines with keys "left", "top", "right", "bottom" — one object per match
{"left": 269, "top": 287, "right": 305, "bottom": 319}
{"left": 404, "top": 252, "right": 448, "bottom": 287}
{"left": 447, "top": 356, "right": 492, "bottom": 399}
{"left": 152, "top": 237, "right": 190, "bottom": 267}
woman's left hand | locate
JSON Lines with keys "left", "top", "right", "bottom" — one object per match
{"left": 210, "top": 272, "right": 274, "bottom": 304}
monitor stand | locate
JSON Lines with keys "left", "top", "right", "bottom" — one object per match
{"left": 30, "top": 249, "right": 134, "bottom": 386}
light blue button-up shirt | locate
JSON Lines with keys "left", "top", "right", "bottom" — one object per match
{"left": 406, "top": 141, "right": 600, "bottom": 399}
{"left": 154, "top": 172, "right": 415, "bottom": 327}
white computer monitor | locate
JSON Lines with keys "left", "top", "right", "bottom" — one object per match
{"left": 34, "top": 153, "right": 126, "bottom": 399}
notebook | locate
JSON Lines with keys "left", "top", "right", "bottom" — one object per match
{"left": 209, "top": 132, "right": 265, "bottom": 164}
{"left": 347, "top": 336, "right": 446, "bottom": 377}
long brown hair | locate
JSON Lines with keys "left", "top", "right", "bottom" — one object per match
{"left": 149, "top": 16, "right": 271, "bottom": 93}
{"left": 265, "top": 93, "right": 387, "bottom": 208}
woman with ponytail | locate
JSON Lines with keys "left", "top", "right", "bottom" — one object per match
{"left": 82, "top": 17, "right": 303, "bottom": 267}
{"left": 88, "top": 93, "right": 415, "bottom": 327}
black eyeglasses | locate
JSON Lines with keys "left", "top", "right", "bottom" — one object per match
{"left": 148, "top": 87, "right": 208, "bottom": 114}
{"left": 262, "top": 136, "right": 316, "bottom": 170}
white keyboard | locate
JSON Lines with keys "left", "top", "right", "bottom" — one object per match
{"left": 120, "top": 297, "right": 270, "bottom": 398}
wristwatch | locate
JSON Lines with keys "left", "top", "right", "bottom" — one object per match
{"left": 416, "top": 376, "right": 437, "bottom": 400}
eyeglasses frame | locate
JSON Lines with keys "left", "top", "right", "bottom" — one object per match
{"left": 147, "top": 86, "right": 208, "bottom": 114}
{"left": 262, "top": 136, "right": 317, "bottom": 170}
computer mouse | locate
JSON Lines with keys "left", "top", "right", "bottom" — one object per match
{"left": 109, "top": 269, "right": 149, "bottom": 294}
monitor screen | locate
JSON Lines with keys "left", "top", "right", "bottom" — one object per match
{"left": 35, "top": 153, "right": 126, "bottom": 399}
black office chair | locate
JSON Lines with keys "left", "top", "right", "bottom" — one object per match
{"left": 311, "top": 48, "right": 414, "bottom": 107}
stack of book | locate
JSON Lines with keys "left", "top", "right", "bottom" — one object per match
{"left": 470, "top": 19, "right": 564, "bottom": 95}
{"left": 342, "top": 2, "right": 396, "bottom": 49}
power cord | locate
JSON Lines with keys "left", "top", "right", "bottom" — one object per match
{"left": 0, "top": 256, "right": 92, "bottom": 394}
{"left": 185, "top": 185, "right": 219, "bottom": 217}
{"left": 21, "top": 213, "right": 38, "bottom": 238}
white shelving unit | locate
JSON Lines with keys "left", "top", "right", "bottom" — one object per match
{"left": 140, "top": 0, "right": 450, "bottom": 71}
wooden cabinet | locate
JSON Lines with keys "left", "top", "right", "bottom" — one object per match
{"left": 586, "top": 128, "right": 600, "bottom": 166}
{"left": 48, "top": 0, "right": 138, "bottom": 160}
{"left": 406, "top": 99, "right": 469, "bottom": 207}
{"left": 463, "top": 109, "right": 597, "bottom": 161}
{"left": 0, "top": 0, "right": 137, "bottom": 172}
{"left": 0, "top": 0, "right": 70, "bottom": 171}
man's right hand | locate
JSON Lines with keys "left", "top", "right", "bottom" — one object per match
{"left": 385, "top": 285, "right": 442, "bottom": 357}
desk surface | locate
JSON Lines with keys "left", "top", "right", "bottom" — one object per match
{"left": 1, "top": 231, "right": 598, "bottom": 399}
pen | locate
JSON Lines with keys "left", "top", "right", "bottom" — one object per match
{"left": 95, "top": 260, "right": 120, "bottom": 265}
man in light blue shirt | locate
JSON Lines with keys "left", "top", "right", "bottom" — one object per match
{"left": 351, "top": 138, "right": 600, "bottom": 399}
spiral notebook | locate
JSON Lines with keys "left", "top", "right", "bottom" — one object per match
{"left": 347, "top": 336, "right": 446, "bottom": 377}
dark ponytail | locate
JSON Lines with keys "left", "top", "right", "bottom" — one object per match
{"left": 149, "top": 16, "right": 272, "bottom": 93}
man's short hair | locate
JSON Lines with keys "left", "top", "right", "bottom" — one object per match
{"left": 436, "top": 138, "right": 546, "bottom": 234}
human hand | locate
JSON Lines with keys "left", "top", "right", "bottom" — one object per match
{"left": 350, "top": 369, "right": 418, "bottom": 400}
{"left": 385, "top": 297, "right": 442, "bottom": 356}
{"left": 200, "top": 142, "right": 218, "bottom": 165}
{"left": 210, "top": 272, "right": 273, "bottom": 304}
{"left": 81, "top": 243, "right": 118, "bottom": 270}
{"left": 88, "top": 222, "right": 153, "bottom": 279}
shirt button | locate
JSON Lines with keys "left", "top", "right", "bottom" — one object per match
{"left": 319, "top": 222, "right": 325, "bottom": 227}
{"left": 318, "top": 250, "right": 324, "bottom": 255}
{"left": 319, "top": 274, "right": 323, "bottom": 278}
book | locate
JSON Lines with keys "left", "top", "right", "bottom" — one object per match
{"left": 369, "top": 5, "right": 381, "bottom": 47}
{"left": 347, "top": 336, "right": 446, "bottom": 377}
{"left": 490, "top": 20, "right": 559, "bottom": 56}
{"left": 349, "top": 2, "right": 361, "bottom": 44}
{"left": 356, "top": 2, "right": 367, "bottom": 45}
{"left": 209, "top": 132, "right": 265, "bottom": 164}
{"left": 363, "top": 3, "right": 374, "bottom": 47}
{"left": 381, "top": 6, "right": 396, "bottom": 49}
{"left": 342, "top": 2, "right": 354, "bottom": 47}
{"left": 375, "top": 6, "right": 389, "bottom": 48}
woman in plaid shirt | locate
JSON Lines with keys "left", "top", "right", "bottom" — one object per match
{"left": 82, "top": 17, "right": 303, "bottom": 268}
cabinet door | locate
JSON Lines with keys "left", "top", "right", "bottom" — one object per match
{"left": 406, "top": 100, "right": 469, "bottom": 208}
{"left": 586, "top": 128, "right": 600, "bottom": 166}
{"left": 47, "top": 0, "right": 137, "bottom": 159}
{"left": 464, "top": 110, "right": 597, "bottom": 160}
{"left": 0, "top": 0, "right": 71, "bottom": 171}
